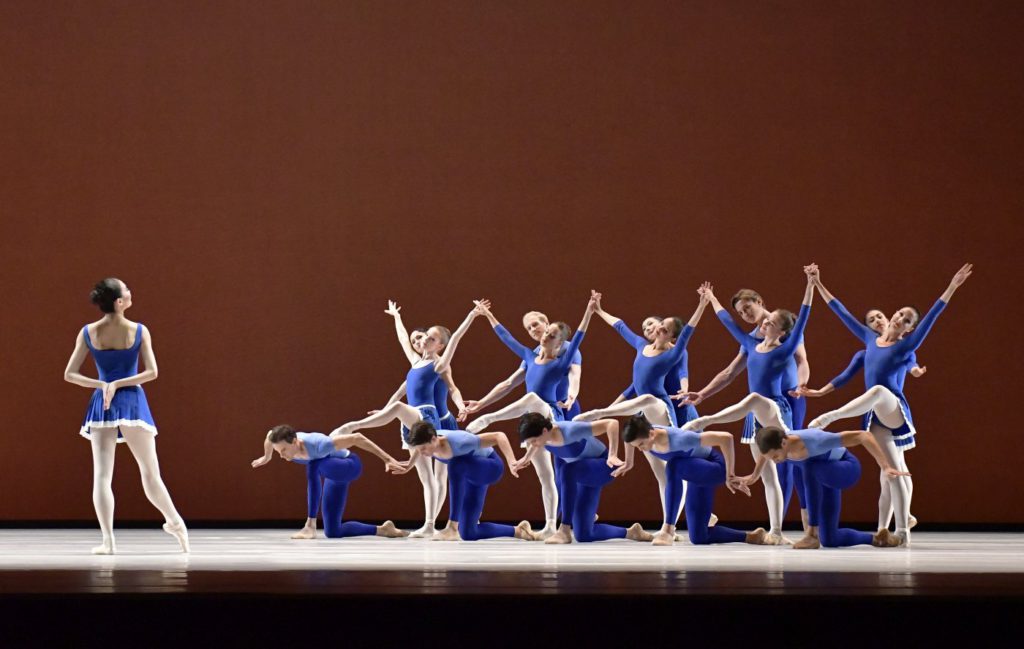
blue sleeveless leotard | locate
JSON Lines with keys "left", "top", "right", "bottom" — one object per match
{"left": 79, "top": 323, "right": 156, "bottom": 442}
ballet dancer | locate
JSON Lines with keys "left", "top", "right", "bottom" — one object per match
{"left": 393, "top": 422, "right": 539, "bottom": 541}
{"left": 805, "top": 263, "right": 972, "bottom": 544}
{"left": 251, "top": 425, "right": 408, "bottom": 540}
{"left": 677, "top": 284, "right": 812, "bottom": 534}
{"left": 63, "top": 278, "right": 188, "bottom": 554}
{"left": 617, "top": 414, "right": 769, "bottom": 546}
{"left": 376, "top": 327, "right": 465, "bottom": 432}
{"left": 747, "top": 425, "right": 908, "bottom": 548}
{"left": 514, "top": 413, "right": 652, "bottom": 544}
{"left": 677, "top": 269, "right": 816, "bottom": 543}
{"left": 460, "top": 294, "right": 598, "bottom": 536}
{"left": 330, "top": 301, "right": 485, "bottom": 537}
{"left": 574, "top": 284, "right": 713, "bottom": 530}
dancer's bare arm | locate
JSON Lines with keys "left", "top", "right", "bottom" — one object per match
{"left": 386, "top": 300, "right": 421, "bottom": 365}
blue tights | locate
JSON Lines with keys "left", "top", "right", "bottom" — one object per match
{"left": 306, "top": 455, "right": 377, "bottom": 538}
{"left": 664, "top": 450, "right": 747, "bottom": 544}
{"left": 557, "top": 454, "right": 627, "bottom": 542}
{"left": 803, "top": 452, "right": 874, "bottom": 547}
{"left": 448, "top": 454, "right": 515, "bottom": 541}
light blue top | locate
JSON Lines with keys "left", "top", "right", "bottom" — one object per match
{"left": 792, "top": 428, "right": 845, "bottom": 462}
{"left": 649, "top": 427, "right": 712, "bottom": 460}
{"left": 293, "top": 432, "right": 350, "bottom": 465}
{"left": 438, "top": 430, "right": 495, "bottom": 464}
{"left": 545, "top": 421, "right": 606, "bottom": 463}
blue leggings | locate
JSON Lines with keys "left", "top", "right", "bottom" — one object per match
{"left": 448, "top": 454, "right": 515, "bottom": 541}
{"left": 557, "top": 454, "right": 627, "bottom": 542}
{"left": 664, "top": 450, "right": 747, "bottom": 544}
{"left": 306, "top": 455, "right": 377, "bottom": 538}
{"left": 803, "top": 452, "right": 873, "bottom": 547}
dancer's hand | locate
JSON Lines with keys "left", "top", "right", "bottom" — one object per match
{"left": 459, "top": 400, "right": 481, "bottom": 421}
{"left": 511, "top": 457, "right": 532, "bottom": 473}
{"left": 385, "top": 300, "right": 401, "bottom": 317}
{"left": 726, "top": 475, "right": 751, "bottom": 496}
{"left": 950, "top": 263, "right": 973, "bottom": 288}
{"left": 388, "top": 459, "right": 414, "bottom": 475}
{"left": 804, "top": 263, "right": 819, "bottom": 282}
{"left": 788, "top": 384, "right": 809, "bottom": 398}
{"left": 794, "top": 386, "right": 827, "bottom": 398}
{"left": 251, "top": 456, "right": 271, "bottom": 468}
{"left": 507, "top": 462, "right": 520, "bottom": 478}
{"left": 586, "top": 290, "right": 601, "bottom": 314}
{"left": 557, "top": 396, "right": 576, "bottom": 411}
{"left": 102, "top": 381, "right": 118, "bottom": 410}
{"left": 739, "top": 473, "right": 760, "bottom": 487}
{"left": 606, "top": 455, "right": 624, "bottom": 469}
{"left": 472, "top": 299, "right": 492, "bottom": 316}
{"left": 910, "top": 366, "right": 927, "bottom": 378}
{"left": 611, "top": 462, "right": 632, "bottom": 478}
{"left": 883, "top": 466, "right": 911, "bottom": 479}
{"left": 697, "top": 281, "right": 713, "bottom": 303}
{"left": 673, "top": 391, "right": 703, "bottom": 406}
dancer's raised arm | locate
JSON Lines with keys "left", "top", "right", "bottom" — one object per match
{"left": 902, "top": 263, "right": 972, "bottom": 351}
{"left": 813, "top": 270, "right": 875, "bottom": 344}
{"left": 435, "top": 300, "right": 488, "bottom": 373}
{"left": 385, "top": 300, "right": 421, "bottom": 365}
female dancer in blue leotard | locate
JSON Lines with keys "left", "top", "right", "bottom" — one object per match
{"left": 457, "top": 294, "right": 597, "bottom": 536}
{"left": 251, "top": 425, "right": 408, "bottom": 540}
{"left": 617, "top": 414, "right": 769, "bottom": 546}
{"left": 392, "top": 422, "right": 540, "bottom": 541}
{"left": 329, "top": 301, "right": 486, "bottom": 537}
{"left": 572, "top": 285, "right": 712, "bottom": 531}
{"left": 514, "top": 413, "right": 652, "bottom": 544}
{"left": 804, "top": 264, "right": 971, "bottom": 545}
{"left": 748, "top": 425, "right": 907, "bottom": 548}
{"left": 63, "top": 278, "right": 188, "bottom": 555}
{"left": 682, "top": 267, "right": 817, "bottom": 544}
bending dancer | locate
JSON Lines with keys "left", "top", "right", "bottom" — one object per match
{"left": 806, "top": 264, "right": 972, "bottom": 544}
{"left": 461, "top": 294, "right": 598, "bottom": 536}
{"left": 377, "top": 327, "right": 466, "bottom": 431}
{"left": 617, "top": 415, "right": 769, "bottom": 546}
{"left": 679, "top": 269, "right": 815, "bottom": 544}
{"left": 330, "top": 301, "right": 485, "bottom": 537}
{"left": 251, "top": 425, "right": 408, "bottom": 540}
{"left": 515, "top": 413, "right": 652, "bottom": 544}
{"left": 677, "top": 285, "right": 812, "bottom": 532}
{"left": 393, "top": 422, "right": 539, "bottom": 541}
{"left": 747, "top": 426, "right": 908, "bottom": 548}
{"left": 573, "top": 286, "right": 711, "bottom": 529}
{"left": 63, "top": 278, "right": 189, "bottom": 555}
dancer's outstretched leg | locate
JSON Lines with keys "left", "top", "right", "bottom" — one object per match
{"left": 89, "top": 427, "right": 118, "bottom": 555}
{"left": 122, "top": 426, "right": 189, "bottom": 553}
{"left": 466, "top": 392, "right": 558, "bottom": 433}
{"left": 332, "top": 401, "right": 425, "bottom": 436}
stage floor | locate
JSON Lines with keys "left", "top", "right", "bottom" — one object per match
{"left": 1, "top": 530, "right": 1023, "bottom": 596}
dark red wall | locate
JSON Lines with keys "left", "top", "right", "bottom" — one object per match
{"left": 2, "top": 1, "right": 1022, "bottom": 524}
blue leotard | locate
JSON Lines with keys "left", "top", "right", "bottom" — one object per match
{"left": 717, "top": 305, "right": 810, "bottom": 441}
{"left": 830, "top": 350, "right": 918, "bottom": 391}
{"left": 790, "top": 428, "right": 846, "bottom": 462}
{"left": 519, "top": 342, "right": 582, "bottom": 415}
{"left": 291, "top": 432, "right": 351, "bottom": 464}
{"left": 435, "top": 430, "right": 496, "bottom": 464}
{"left": 545, "top": 421, "right": 606, "bottom": 463}
{"left": 613, "top": 321, "right": 696, "bottom": 426}
{"left": 621, "top": 350, "right": 699, "bottom": 425}
{"left": 828, "top": 298, "right": 947, "bottom": 450}
{"left": 80, "top": 323, "right": 157, "bottom": 441}
{"left": 493, "top": 325, "right": 585, "bottom": 419}
{"left": 400, "top": 360, "right": 443, "bottom": 446}
{"left": 648, "top": 427, "right": 712, "bottom": 461}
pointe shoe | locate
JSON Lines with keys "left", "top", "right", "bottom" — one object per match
{"left": 763, "top": 531, "right": 792, "bottom": 546}
{"left": 544, "top": 529, "right": 573, "bottom": 544}
{"left": 378, "top": 521, "right": 410, "bottom": 538}
{"left": 708, "top": 513, "right": 719, "bottom": 528}
{"left": 163, "top": 521, "right": 190, "bottom": 553}
{"left": 908, "top": 515, "right": 918, "bottom": 530}
{"left": 91, "top": 541, "right": 116, "bottom": 555}
{"left": 808, "top": 414, "right": 835, "bottom": 429}
{"left": 515, "top": 520, "right": 541, "bottom": 541}
{"left": 626, "top": 523, "right": 654, "bottom": 542}
{"left": 873, "top": 528, "right": 903, "bottom": 548}
{"left": 409, "top": 523, "right": 436, "bottom": 539}
{"left": 651, "top": 531, "right": 675, "bottom": 546}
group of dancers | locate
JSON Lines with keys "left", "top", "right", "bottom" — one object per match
{"left": 65, "top": 262, "right": 973, "bottom": 554}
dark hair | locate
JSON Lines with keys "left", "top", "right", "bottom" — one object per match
{"left": 408, "top": 420, "right": 438, "bottom": 446}
{"left": 553, "top": 321, "right": 571, "bottom": 342}
{"left": 90, "top": 278, "right": 123, "bottom": 313}
{"left": 645, "top": 315, "right": 664, "bottom": 323}
{"left": 268, "top": 424, "right": 297, "bottom": 444}
{"left": 518, "top": 412, "right": 552, "bottom": 442}
{"left": 755, "top": 426, "right": 786, "bottom": 454}
{"left": 412, "top": 327, "right": 428, "bottom": 334}
{"left": 731, "top": 289, "right": 763, "bottom": 310}
{"left": 622, "top": 414, "right": 653, "bottom": 443}
{"left": 774, "top": 309, "right": 796, "bottom": 334}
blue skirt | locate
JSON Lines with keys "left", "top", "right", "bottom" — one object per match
{"left": 80, "top": 385, "right": 157, "bottom": 443}
{"left": 866, "top": 390, "right": 917, "bottom": 451}
{"left": 401, "top": 405, "right": 442, "bottom": 449}
{"left": 741, "top": 395, "right": 793, "bottom": 444}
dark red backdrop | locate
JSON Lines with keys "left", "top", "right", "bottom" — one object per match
{"left": 2, "top": 1, "right": 1022, "bottom": 524}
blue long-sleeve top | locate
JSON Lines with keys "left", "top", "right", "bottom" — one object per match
{"left": 621, "top": 350, "right": 688, "bottom": 399}
{"left": 613, "top": 320, "right": 695, "bottom": 399}
{"left": 828, "top": 298, "right": 945, "bottom": 395}
{"left": 717, "top": 304, "right": 810, "bottom": 398}
{"left": 493, "top": 325, "right": 585, "bottom": 405}
{"left": 830, "top": 349, "right": 918, "bottom": 391}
